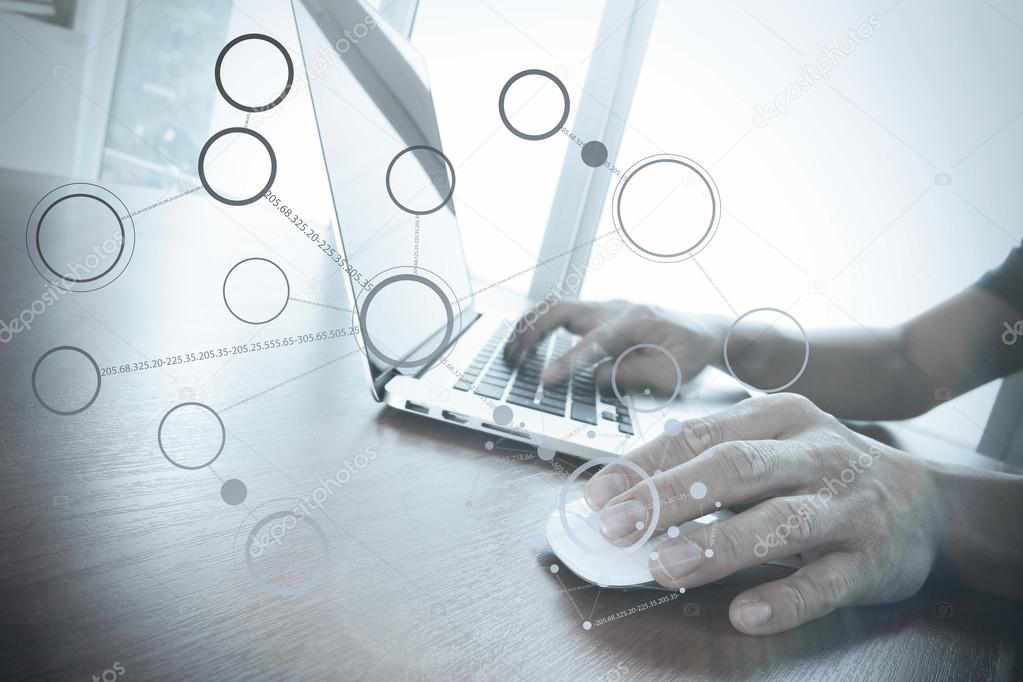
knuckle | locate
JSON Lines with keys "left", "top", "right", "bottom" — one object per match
{"left": 678, "top": 417, "right": 722, "bottom": 457}
{"left": 713, "top": 522, "right": 745, "bottom": 561}
{"left": 779, "top": 580, "right": 814, "bottom": 623}
{"left": 720, "top": 440, "right": 773, "bottom": 485}
{"left": 811, "top": 563, "right": 856, "bottom": 611}
{"left": 766, "top": 498, "right": 822, "bottom": 545}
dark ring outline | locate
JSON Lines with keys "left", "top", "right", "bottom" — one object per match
{"left": 498, "top": 68, "right": 570, "bottom": 141}
{"left": 214, "top": 33, "right": 294, "bottom": 113}
{"left": 198, "top": 127, "right": 277, "bottom": 206}
{"left": 157, "top": 402, "right": 226, "bottom": 470}
{"left": 36, "top": 193, "right": 126, "bottom": 283}
{"left": 31, "top": 345, "right": 102, "bottom": 416}
{"left": 613, "top": 155, "right": 719, "bottom": 261}
{"left": 25, "top": 183, "right": 135, "bottom": 292}
{"left": 222, "top": 257, "right": 290, "bottom": 325}
{"left": 358, "top": 273, "right": 455, "bottom": 369}
{"left": 384, "top": 144, "right": 457, "bottom": 215}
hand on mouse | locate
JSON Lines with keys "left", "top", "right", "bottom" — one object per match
{"left": 503, "top": 299, "right": 727, "bottom": 390}
{"left": 584, "top": 393, "right": 942, "bottom": 635}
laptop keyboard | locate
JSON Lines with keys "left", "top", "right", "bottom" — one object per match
{"left": 452, "top": 328, "right": 634, "bottom": 434}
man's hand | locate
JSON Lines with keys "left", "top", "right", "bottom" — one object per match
{"left": 585, "top": 393, "right": 942, "bottom": 635}
{"left": 504, "top": 299, "right": 726, "bottom": 392}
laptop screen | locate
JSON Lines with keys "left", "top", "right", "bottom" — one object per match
{"left": 293, "top": 0, "right": 474, "bottom": 391}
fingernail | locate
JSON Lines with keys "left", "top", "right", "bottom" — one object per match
{"left": 599, "top": 498, "right": 648, "bottom": 540}
{"left": 656, "top": 538, "right": 703, "bottom": 579}
{"left": 737, "top": 599, "right": 772, "bottom": 630}
{"left": 584, "top": 473, "right": 630, "bottom": 509}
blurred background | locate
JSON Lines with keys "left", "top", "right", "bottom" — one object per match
{"left": 1, "top": 0, "right": 1021, "bottom": 448}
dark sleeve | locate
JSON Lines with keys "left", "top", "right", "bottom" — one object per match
{"left": 976, "top": 241, "right": 1023, "bottom": 313}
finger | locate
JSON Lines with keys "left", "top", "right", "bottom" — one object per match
{"left": 729, "top": 552, "right": 867, "bottom": 635}
{"left": 584, "top": 394, "right": 809, "bottom": 509}
{"left": 504, "top": 300, "right": 587, "bottom": 365}
{"left": 646, "top": 495, "right": 834, "bottom": 584}
{"left": 597, "top": 440, "right": 811, "bottom": 542}
{"left": 541, "top": 327, "right": 620, "bottom": 385}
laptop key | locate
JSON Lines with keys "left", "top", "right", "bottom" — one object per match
{"left": 601, "top": 409, "right": 619, "bottom": 422}
{"left": 474, "top": 384, "right": 504, "bottom": 399}
{"left": 571, "top": 401, "right": 597, "bottom": 425}
{"left": 454, "top": 379, "right": 473, "bottom": 391}
{"left": 618, "top": 422, "right": 634, "bottom": 435}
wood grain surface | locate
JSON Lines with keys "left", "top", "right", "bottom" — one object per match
{"left": 0, "top": 170, "right": 1019, "bottom": 681}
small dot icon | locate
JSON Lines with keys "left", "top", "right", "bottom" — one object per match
{"left": 484, "top": 440, "right": 494, "bottom": 450}
{"left": 667, "top": 526, "right": 680, "bottom": 538}
{"left": 679, "top": 587, "right": 686, "bottom": 594}
{"left": 580, "top": 140, "right": 608, "bottom": 167}
{"left": 635, "top": 521, "right": 645, "bottom": 530}
{"left": 586, "top": 430, "right": 596, "bottom": 439}
{"left": 650, "top": 551, "right": 660, "bottom": 561}
{"left": 550, "top": 564, "right": 560, "bottom": 574}
{"left": 704, "top": 549, "right": 714, "bottom": 558}
{"left": 582, "top": 620, "right": 593, "bottom": 630}
{"left": 664, "top": 419, "right": 682, "bottom": 436}
{"left": 492, "top": 405, "right": 513, "bottom": 425}
{"left": 220, "top": 478, "right": 247, "bottom": 505}
{"left": 690, "top": 481, "right": 707, "bottom": 500}
{"left": 714, "top": 501, "right": 722, "bottom": 508}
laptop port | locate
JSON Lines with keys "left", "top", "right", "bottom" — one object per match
{"left": 404, "top": 400, "right": 429, "bottom": 415}
{"left": 481, "top": 423, "right": 531, "bottom": 439}
{"left": 441, "top": 410, "right": 469, "bottom": 424}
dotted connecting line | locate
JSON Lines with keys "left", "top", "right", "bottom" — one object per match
{"left": 220, "top": 348, "right": 362, "bottom": 412}
{"left": 457, "top": 230, "right": 617, "bottom": 303}
{"left": 121, "top": 186, "right": 203, "bottom": 220}
{"left": 288, "top": 297, "right": 352, "bottom": 314}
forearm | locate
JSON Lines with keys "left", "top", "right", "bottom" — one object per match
{"left": 708, "top": 318, "right": 923, "bottom": 420}
{"left": 930, "top": 462, "right": 1023, "bottom": 598}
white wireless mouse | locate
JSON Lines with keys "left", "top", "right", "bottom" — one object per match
{"left": 545, "top": 497, "right": 800, "bottom": 588}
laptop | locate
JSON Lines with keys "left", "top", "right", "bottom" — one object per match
{"left": 292, "top": 0, "right": 745, "bottom": 461}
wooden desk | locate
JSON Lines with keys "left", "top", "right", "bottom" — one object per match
{"left": 0, "top": 170, "right": 1020, "bottom": 680}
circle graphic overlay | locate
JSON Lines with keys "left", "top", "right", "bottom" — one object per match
{"left": 354, "top": 266, "right": 461, "bottom": 371}
{"left": 215, "top": 33, "right": 294, "bottom": 112}
{"left": 610, "top": 344, "right": 683, "bottom": 414}
{"left": 245, "top": 510, "right": 330, "bottom": 597}
{"left": 157, "top": 402, "right": 226, "bottom": 470}
{"left": 31, "top": 346, "right": 101, "bottom": 415}
{"left": 223, "top": 257, "right": 290, "bottom": 324}
{"left": 498, "top": 69, "right": 571, "bottom": 141}
{"left": 221, "top": 479, "right": 248, "bottom": 505}
{"left": 198, "top": 127, "right": 277, "bottom": 206}
{"left": 385, "top": 145, "right": 456, "bottom": 215}
{"left": 558, "top": 456, "right": 660, "bottom": 556}
{"left": 723, "top": 307, "right": 810, "bottom": 393}
{"left": 581, "top": 141, "right": 608, "bottom": 167}
{"left": 25, "top": 183, "right": 136, "bottom": 292}
{"left": 612, "top": 154, "right": 720, "bottom": 263}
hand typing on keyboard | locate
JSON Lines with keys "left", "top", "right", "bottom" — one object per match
{"left": 504, "top": 300, "right": 727, "bottom": 394}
